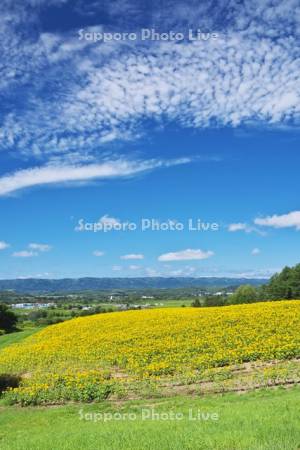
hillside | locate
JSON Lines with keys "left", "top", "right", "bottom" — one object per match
{"left": 1, "top": 300, "right": 299, "bottom": 405}
{"left": 0, "top": 276, "right": 267, "bottom": 293}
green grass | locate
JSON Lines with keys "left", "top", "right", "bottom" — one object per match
{"left": 0, "top": 328, "right": 41, "bottom": 351}
{"left": 0, "top": 387, "right": 299, "bottom": 449}
{"left": 141, "top": 299, "right": 192, "bottom": 307}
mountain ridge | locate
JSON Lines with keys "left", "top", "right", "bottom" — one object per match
{"left": 0, "top": 277, "right": 268, "bottom": 293}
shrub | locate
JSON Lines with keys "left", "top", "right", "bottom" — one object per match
{"left": 0, "top": 374, "right": 21, "bottom": 393}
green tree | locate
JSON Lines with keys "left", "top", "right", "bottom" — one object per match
{"left": 263, "top": 264, "right": 300, "bottom": 300}
{"left": 231, "top": 285, "right": 258, "bottom": 304}
{"left": 202, "top": 296, "right": 227, "bottom": 307}
{"left": 191, "top": 298, "right": 201, "bottom": 307}
{"left": 0, "top": 304, "right": 18, "bottom": 332}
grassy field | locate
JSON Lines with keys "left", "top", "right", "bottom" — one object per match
{"left": 158, "top": 299, "right": 192, "bottom": 307}
{"left": 0, "top": 387, "right": 299, "bottom": 450}
{"left": 0, "top": 328, "right": 41, "bottom": 351}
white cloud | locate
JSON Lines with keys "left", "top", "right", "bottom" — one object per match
{"left": 16, "top": 272, "right": 53, "bottom": 279}
{"left": 0, "top": 158, "right": 190, "bottom": 196}
{"left": 251, "top": 248, "right": 261, "bottom": 255}
{"left": 142, "top": 265, "right": 278, "bottom": 278}
{"left": 228, "top": 223, "right": 249, "bottom": 232}
{"left": 0, "top": 2, "right": 299, "bottom": 165}
{"left": 219, "top": 269, "right": 277, "bottom": 279}
{"left": 129, "top": 265, "right": 141, "bottom": 270}
{"left": 93, "top": 250, "right": 105, "bottom": 257}
{"left": 228, "top": 222, "right": 265, "bottom": 236}
{"left": 112, "top": 265, "right": 122, "bottom": 271}
{"left": 167, "top": 266, "right": 197, "bottom": 276}
{"left": 145, "top": 267, "right": 159, "bottom": 276}
{"left": 29, "top": 243, "right": 51, "bottom": 252}
{"left": 0, "top": 241, "right": 9, "bottom": 250}
{"left": 98, "top": 215, "right": 121, "bottom": 227}
{"left": 158, "top": 249, "right": 214, "bottom": 262}
{"left": 120, "top": 254, "right": 144, "bottom": 260}
{"left": 0, "top": 0, "right": 299, "bottom": 219}
{"left": 12, "top": 250, "right": 38, "bottom": 258}
{"left": 12, "top": 243, "right": 51, "bottom": 257}
{"left": 254, "top": 211, "right": 300, "bottom": 230}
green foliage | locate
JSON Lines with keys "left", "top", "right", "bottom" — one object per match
{"left": 230, "top": 285, "right": 258, "bottom": 304}
{"left": 5, "top": 373, "right": 114, "bottom": 406}
{"left": 0, "top": 374, "right": 21, "bottom": 392}
{"left": 203, "top": 296, "right": 227, "bottom": 307}
{"left": 191, "top": 298, "right": 201, "bottom": 307}
{"left": 0, "top": 304, "right": 18, "bottom": 332}
{"left": 262, "top": 264, "right": 300, "bottom": 300}
{"left": 192, "top": 296, "right": 228, "bottom": 307}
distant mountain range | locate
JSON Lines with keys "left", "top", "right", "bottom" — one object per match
{"left": 0, "top": 277, "right": 268, "bottom": 293}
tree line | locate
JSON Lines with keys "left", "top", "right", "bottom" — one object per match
{"left": 192, "top": 264, "right": 300, "bottom": 307}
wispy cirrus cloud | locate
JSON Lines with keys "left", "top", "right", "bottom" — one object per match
{"left": 0, "top": 0, "right": 299, "bottom": 168}
{"left": 0, "top": 157, "right": 190, "bottom": 196}
{"left": 0, "top": 0, "right": 298, "bottom": 249}
{"left": 2, "top": 34, "right": 299, "bottom": 162}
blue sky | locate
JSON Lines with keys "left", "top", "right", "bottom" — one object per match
{"left": 0, "top": 0, "right": 299, "bottom": 279}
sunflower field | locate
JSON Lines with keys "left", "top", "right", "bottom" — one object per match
{"left": 1, "top": 300, "right": 300, "bottom": 404}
